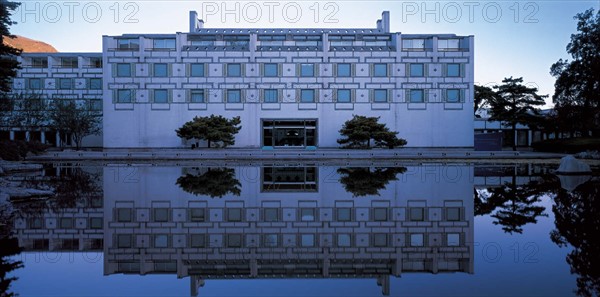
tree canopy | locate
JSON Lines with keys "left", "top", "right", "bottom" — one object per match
{"left": 550, "top": 8, "right": 600, "bottom": 136}
{"left": 474, "top": 85, "right": 499, "bottom": 115}
{"left": 337, "top": 115, "right": 407, "bottom": 149}
{"left": 49, "top": 100, "right": 101, "bottom": 150}
{"left": 176, "top": 115, "right": 241, "bottom": 148}
{"left": 0, "top": 1, "right": 21, "bottom": 93}
{"left": 337, "top": 167, "right": 406, "bottom": 197}
{"left": 176, "top": 168, "right": 241, "bottom": 198}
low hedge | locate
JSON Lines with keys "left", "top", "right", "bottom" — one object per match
{"left": 531, "top": 137, "right": 600, "bottom": 153}
{"left": 0, "top": 140, "right": 50, "bottom": 161}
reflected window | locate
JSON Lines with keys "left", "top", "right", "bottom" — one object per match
{"left": 373, "top": 234, "right": 388, "bottom": 247}
{"left": 227, "top": 208, "right": 242, "bottom": 222}
{"left": 300, "top": 208, "right": 316, "bottom": 221}
{"left": 410, "top": 208, "right": 425, "bottom": 221}
{"left": 32, "top": 239, "right": 49, "bottom": 250}
{"left": 59, "top": 78, "right": 73, "bottom": 89}
{"left": 117, "top": 234, "right": 132, "bottom": 248}
{"left": 89, "top": 217, "right": 103, "bottom": 229}
{"left": 28, "top": 217, "right": 43, "bottom": 229}
{"left": 154, "top": 235, "right": 169, "bottom": 248}
{"left": 446, "top": 207, "right": 461, "bottom": 221}
{"left": 153, "top": 208, "right": 169, "bottom": 222}
{"left": 337, "top": 234, "right": 351, "bottom": 247}
{"left": 264, "top": 234, "right": 279, "bottom": 247}
{"left": 227, "top": 234, "right": 242, "bottom": 248}
{"left": 116, "top": 208, "right": 132, "bottom": 222}
{"left": 190, "top": 234, "right": 206, "bottom": 248}
{"left": 336, "top": 208, "right": 352, "bottom": 221}
{"left": 59, "top": 218, "right": 74, "bottom": 229}
{"left": 410, "top": 233, "right": 424, "bottom": 247}
{"left": 189, "top": 208, "right": 205, "bottom": 222}
{"left": 264, "top": 208, "right": 279, "bottom": 222}
{"left": 373, "top": 208, "right": 388, "bottom": 221}
{"left": 28, "top": 78, "right": 41, "bottom": 89}
{"left": 301, "top": 234, "right": 315, "bottom": 247}
{"left": 447, "top": 233, "right": 460, "bottom": 246}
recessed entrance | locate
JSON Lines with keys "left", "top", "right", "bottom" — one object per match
{"left": 262, "top": 119, "right": 317, "bottom": 148}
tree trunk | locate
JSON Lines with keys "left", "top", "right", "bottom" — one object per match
{"left": 207, "top": 139, "right": 211, "bottom": 148}
{"left": 512, "top": 124, "right": 517, "bottom": 151}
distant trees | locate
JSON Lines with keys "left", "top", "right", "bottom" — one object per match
{"left": 550, "top": 8, "right": 600, "bottom": 136}
{"left": 176, "top": 115, "right": 241, "bottom": 148}
{"left": 337, "top": 115, "right": 407, "bottom": 149}
{"left": 0, "top": 1, "right": 21, "bottom": 93}
{"left": 48, "top": 100, "right": 101, "bottom": 150}
{"left": 488, "top": 77, "right": 547, "bottom": 150}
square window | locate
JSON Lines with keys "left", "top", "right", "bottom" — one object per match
{"left": 227, "top": 234, "right": 242, "bottom": 247}
{"left": 300, "top": 89, "right": 315, "bottom": 103}
{"left": 336, "top": 208, "right": 351, "bottom": 221}
{"left": 227, "top": 89, "right": 241, "bottom": 103}
{"left": 59, "top": 218, "right": 73, "bottom": 229}
{"left": 190, "top": 89, "right": 205, "bottom": 103}
{"left": 264, "top": 89, "right": 278, "bottom": 103}
{"left": 190, "top": 63, "right": 205, "bottom": 77}
{"left": 337, "top": 234, "right": 351, "bottom": 247}
{"left": 373, "top": 208, "right": 388, "bottom": 221}
{"left": 337, "top": 89, "right": 351, "bottom": 103}
{"left": 446, "top": 89, "right": 461, "bottom": 103}
{"left": 447, "top": 233, "right": 460, "bottom": 246}
{"left": 190, "top": 234, "right": 206, "bottom": 248}
{"left": 373, "top": 89, "right": 388, "bottom": 103}
{"left": 89, "top": 217, "right": 103, "bottom": 229}
{"left": 154, "top": 235, "right": 169, "bottom": 248}
{"left": 28, "top": 78, "right": 41, "bottom": 89}
{"left": 410, "top": 233, "right": 424, "bottom": 247}
{"left": 410, "top": 63, "right": 424, "bottom": 77}
{"left": 264, "top": 208, "right": 279, "bottom": 222}
{"left": 153, "top": 89, "right": 168, "bottom": 103}
{"left": 410, "top": 208, "right": 424, "bottom": 221}
{"left": 189, "top": 208, "right": 205, "bottom": 222}
{"left": 373, "top": 234, "right": 388, "bottom": 247}
{"left": 373, "top": 63, "right": 387, "bottom": 77}
{"left": 89, "top": 78, "right": 102, "bottom": 90}
{"left": 153, "top": 63, "right": 168, "bottom": 77}
{"left": 116, "top": 63, "right": 131, "bottom": 77}
{"left": 153, "top": 208, "right": 169, "bottom": 222}
{"left": 447, "top": 63, "right": 460, "bottom": 77}
{"left": 117, "top": 90, "right": 132, "bottom": 103}
{"left": 29, "top": 217, "right": 43, "bottom": 229}
{"left": 446, "top": 207, "right": 461, "bottom": 221}
{"left": 116, "top": 208, "right": 132, "bottom": 222}
{"left": 410, "top": 89, "right": 424, "bottom": 103}
{"left": 227, "top": 208, "right": 242, "bottom": 222}
{"left": 300, "top": 208, "right": 315, "bottom": 221}
{"left": 301, "top": 234, "right": 315, "bottom": 247}
{"left": 337, "top": 63, "right": 351, "bottom": 77}
{"left": 117, "top": 234, "right": 132, "bottom": 248}
{"left": 227, "top": 63, "right": 241, "bottom": 77}
{"left": 59, "top": 78, "right": 72, "bottom": 89}
{"left": 300, "top": 63, "right": 314, "bottom": 77}
{"left": 264, "top": 234, "right": 278, "bottom": 247}
{"left": 264, "top": 63, "right": 278, "bottom": 77}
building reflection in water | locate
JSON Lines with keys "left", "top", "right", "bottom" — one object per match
{"left": 12, "top": 164, "right": 479, "bottom": 296}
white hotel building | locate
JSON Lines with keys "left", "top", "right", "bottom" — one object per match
{"left": 9, "top": 11, "right": 474, "bottom": 149}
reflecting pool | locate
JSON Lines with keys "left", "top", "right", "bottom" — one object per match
{"left": 2, "top": 162, "right": 599, "bottom": 296}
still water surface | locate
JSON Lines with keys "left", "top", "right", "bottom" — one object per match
{"left": 2, "top": 162, "right": 598, "bottom": 296}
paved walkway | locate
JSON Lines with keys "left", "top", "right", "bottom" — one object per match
{"left": 26, "top": 148, "right": 568, "bottom": 162}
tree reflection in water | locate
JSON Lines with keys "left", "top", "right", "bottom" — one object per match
{"left": 176, "top": 168, "right": 241, "bottom": 198}
{"left": 0, "top": 203, "right": 23, "bottom": 297}
{"left": 337, "top": 167, "right": 406, "bottom": 197}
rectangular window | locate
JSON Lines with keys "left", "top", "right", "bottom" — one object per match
{"left": 409, "top": 208, "right": 425, "bottom": 221}
{"left": 190, "top": 89, "right": 205, "bottom": 103}
{"left": 153, "top": 38, "right": 176, "bottom": 50}
{"left": 264, "top": 208, "right": 279, "bottom": 222}
{"left": 117, "top": 38, "right": 139, "bottom": 50}
{"left": 337, "top": 63, "right": 351, "bottom": 77}
{"left": 337, "top": 234, "right": 351, "bottom": 247}
{"left": 227, "top": 89, "right": 242, "bottom": 103}
{"left": 153, "top": 89, "right": 168, "bottom": 103}
{"left": 300, "top": 208, "right": 316, "bottom": 221}
{"left": 409, "top": 63, "right": 424, "bottom": 77}
{"left": 446, "top": 207, "right": 461, "bottom": 221}
{"left": 300, "top": 63, "right": 314, "bottom": 77}
{"left": 447, "top": 233, "right": 460, "bottom": 246}
{"left": 116, "top": 63, "right": 131, "bottom": 77}
{"left": 89, "top": 217, "right": 103, "bottom": 229}
{"left": 263, "top": 63, "right": 278, "bottom": 77}
{"left": 89, "top": 78, "right": 102, "bottom": 90}
{"left": 300, "top": 89, "right": 315, "bottom": 103}
{"left": 227, "top": 208, "right": 242, "bottom": 222}
{"left": 264, "top": 234, "right": 279, "bottom": 247}
{"left": 116, "top": 208, "right": 133, "bottom": 222}
{"left": 446, "top": 63, "right": 461, "bottom": 77}
{"left": 373, "top": 234, "right": 388, "bottom": 247}
{"left": 154, "top": 235, "right": 169, "bottom": 248}
{"left": 373, "top": 208, "right": 388, "bottom": 221}
{"left": 60, "top": 57, "right": 78, "bottom": 68}
{"left": 227, "top": 234, "right": 242, "bottom": 247}
{"left": 59, "top": 78, "right": 73, "bottom": 89}
{"left": 189, "top": 208, "right": 205, "bottom": 222}
{"left": 89, "top": 57, "right": 102, "bottom": 68}
{"left": 402, "top": 39, "right": 425, "bottom": 51}
{"left": 263, "top": 89, "right": 278, "bottom": 103}
{"left": 190, "top": 234, "right": 206, "bottom": 248}
{"left": 336, "top": 208, "right": 351, "bottom": 222}
{"left": 300, "top": 234, "right": 315, "bottom": 247}
{"left": 28, "top": 78, "right": 41, "bottom": 89}
{"left": 116, "top": 90, "right": 133, "bottom": 103}
{"left": 59, "top": 218, "right": 74, "bottom": 229}
{"left": 117, "top": 234, "right": 133, "bottom": 248}
{"left": 409, "top": 89, "right": 425, "bottom": 103}
{"left": 410, "top": 233, "right": 424, "bottom": 247}
{"left": 31, "top": 57, "right": 48, "bottom": 68}
{"left": 373, "top": 89, "right": 388, "bottom": 103}
{"left": 29, "top": 218, "right": 43, "bottom": 229}
{"left": 153, "top": 208, "right": 169, "bottom": 222}
{"left": 446, "top": 89, "right": 461, "bottom": 103}
{"left": 153, "top": 63, "right": 168, "bottom": 77}
{"left": 438, "top": 39, "right": 460, "bottom": 51}
{"left": 227, "top": 63, "right": 242, "bottom": 77}
{"left": 373, "top": 63, "right": 388, "bottom": 77}
{"left": 190, "top": 63, "right": 205, "bottom": 77}
{"left": 337, "top": 89, "right": 351, "bottom": 103}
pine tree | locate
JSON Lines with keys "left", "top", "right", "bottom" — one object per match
{"left": 0, "top": 1, "right": 22, "bottom": 93}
